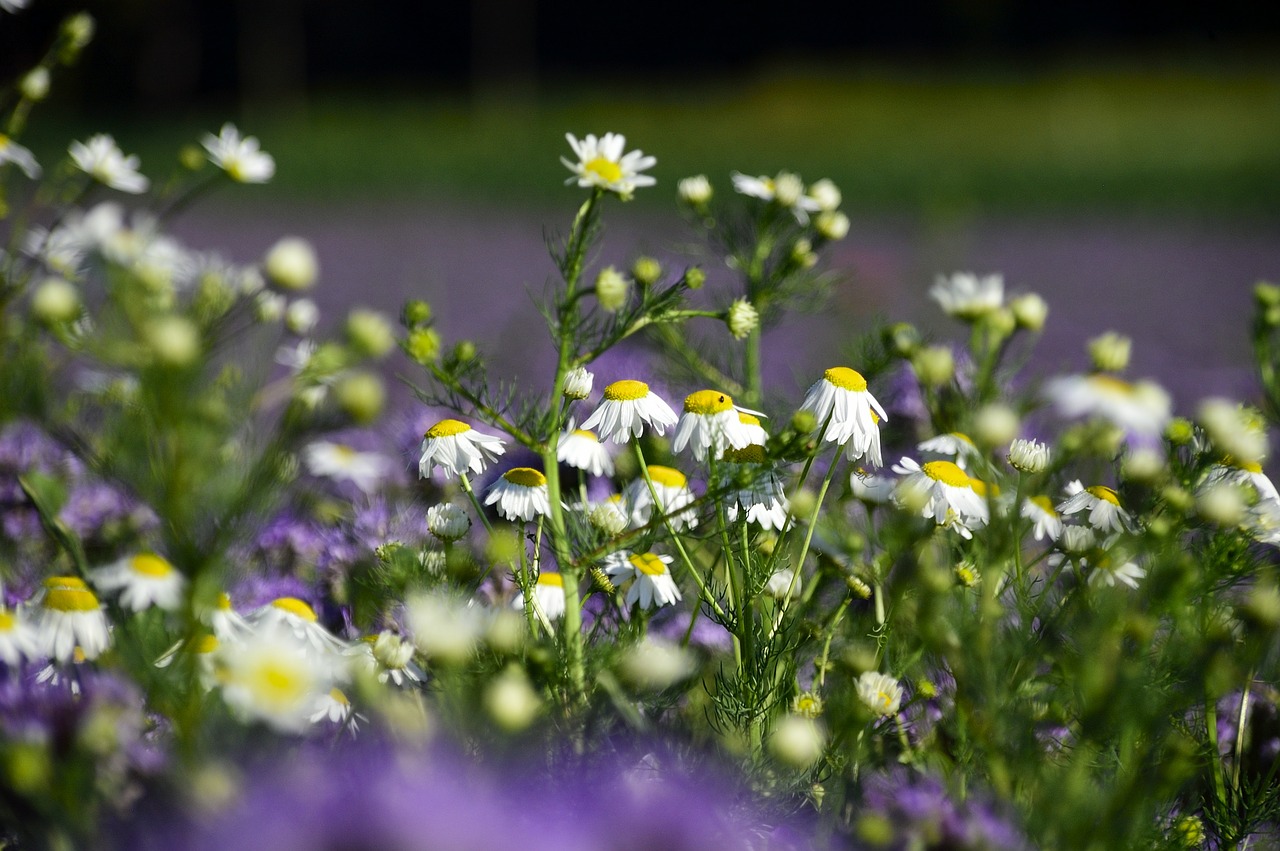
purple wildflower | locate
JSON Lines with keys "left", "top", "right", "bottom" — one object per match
{"left": 860, "top": 768, "right": 1029, "bottom": 850}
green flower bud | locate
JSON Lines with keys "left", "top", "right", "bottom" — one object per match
{"left": 1010, "top": 293, "right": 1048, "bottom": 331}
{"left": 335, "top": 371, "right": 385, "bottom": 424}
{"left": 19, "top": 68, "right": 50, "bottom": 102}
{"left": 1255, "top": 281, "right": 1280, "bottom": 309}
{"left": 814, "top": 210, "right": 849, "bottom": 241}
{"left": 31, "top": 277, "right": 80, "bottom": 324}
{"left": 1088, "top": 331, "right": 1131, "bottom": 373}
{"left": 147, "top": 315, "right": 200, "bottom": 367}
{"left": 345, "top": 309, "right": 395, "bottom": 358}
{"left": 1165, "top": 417, "right": 1195, "bottom": 445}
{"left": 265, "top": 237, "right": 318, "bottom": 291}
{"left": 595, "top": 266, "right": 628, "bottom": 312}
{"left": 401, "top": 299, "right": 432, "bottom": 328}
{"left": 912, "top": 345, "right": 955, "bottom": 387}
{"left": 684, "top": 267, "right": 706, "bottom": 290}
{"left": 402, "top": 328, "right": 442, "bottom": 364}
{"left": 726, "top": 298, "right": 759, "bottom": 340}
{"left": 631, "top": 256, "right": 661, "bottom": 287}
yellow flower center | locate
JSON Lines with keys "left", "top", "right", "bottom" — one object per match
{"left": 1088, "top": 374, "right": 1134, "bottom": 395}
{"left": 954, "top": 432, "right": 976, "bottom": 447}
{"left": 331, "top": 444, "right": 358, "bottom": 461}
{"left": 823, "top": 367, "right": 868, "bottom": 392}
{"left": 921, "top": 460, "right": 971, "bottom": 488}
{"left": 629, "top": 552, "right": 669, "bottom": 576}
{"left": 537, "top": 573, "right": 564, "bottom": 588}
{"left": 426, "top": 419, "right": 471, "bottom": 439}
{"left": 684, "top": 389, "right": 734, "bottom": 415}
{"left": 503, "top": 467, "right": 547, "bottom": 488}
{"left": 646, "top": 465, "right": 687, "bottom": 488}
{"left": 44, "top": 577, "right": 100, "bottom": 613}
{"left": 249, "top": 659, "right": 309, "bottom": 709}
{"left": 130, "top": 552, "right": 174, "bottom": 578}
{"left": 739, "top": 413, "right": 761, "bottom": 426}
{"left": 584, "top": 155, "right": 623, "bottom": 184}
{"left": 725, "top": 445, "right": 767, "bottom": 464}
{"left": 217, "top": 593, "right": 233, "bottom": 610}
{"left": 271, "top": 597, "right": 318, "bottom": 622}
{"left": 969, "top": 478, "right": 996, "bottom": 498}
{"left": 1087, "top": 485, "right": 1121, "bottom": 506}
{"left": 0, "top": 134, "right": 9, "bottom": 148}
{"left": 877, "top": 690, "right": 896, "bottom": 711}
{"left": 572, "top": 429, "right": 600, "bottom": 442}
{"left": 604, "top": 379, "right": 650, "bottom": 401}
{"left": 1031, "top": 495, "right": 1057, "bottom": 515}
{"left": 329, "top": 687, "right": 350, "bottom": 706}
{"left": 0, "top": 610, "right": 14, "bottom": 631}
{"left": 194, "top": 633, "right": 219, "bottom": 654}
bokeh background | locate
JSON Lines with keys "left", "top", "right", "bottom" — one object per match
{"left": 5, "top": 0, "right": 1280, "bottom": 406}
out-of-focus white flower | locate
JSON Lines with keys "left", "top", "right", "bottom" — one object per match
{"left": 918, "top": 432, "right": 981, "bottom": 470}
{"left": 602, "top": 551, "right": 682, "bottom": 610}
{"left": 419, "top": 419, "right": 506, "bottom": 480}
{"left": 806, "top": 178, "right": 841, "bottom": 211}
{"left": 1057, "top": 480, "right": 1133, "bottom": 534}
{"left": 485, "top": 467, "right": 551, "bottom": 522}
{"left": 769, "top": 714, "right": 826, "bottom": 768}
{"left": 677, "top": 174, "right": 712, "bottom": 205}
{"left": 1058, "top": 524, "right": 1098, "bottom": 555}
{"left": 1010, "top": 293, "right": 1049, "bottom": 331}
{"left": 217, "top": 624, "right": 339, "bottom": 734}
{"left": 247, "top": 597, "right": 349, "bottom": 657}
{"left": 484, "top": 666, "right": 542, "bottom": 731}
{"left": 1021, "top": 496, "right": 1063, "bottom": 542}
{"left": 203, "top": 124, "right": 275, "bottom": 183}
{"left": 0, "top": 607, "right": 38, "bottom": 666}
{"left": 799, "top": 366, "right": 887, "bottom": 466}
{"left": 561, "top": 132, "right": 655, "bottom": 200}
{"left": 558, "top": 427, "right": 614, "bottom": 477}
{"left": 722, "top": 446, "right": 790, "bottom": 531}
{"left": 1044, "top": 374, "right": 1171, "bottom": 441}
{"left": 580, "top": 379, "right": 678, "bottom": 444}
{"left": 405, "top": 591, "right": 485, "bottom": 665}
{"left": 264, "top": 237, "right": 318, "bottom": 290}
{"left": 618, "top": 637, "right": 696, "bottom": 690}
{"left": 856, "top": 671, "right": 903, "bottom": 716}
{"left": 1087, "top": 547, "right": 1146, "bottom": 590}
{"left": 69, "top": 134, "right": 149, "bottom": 193}
{"left": 513, "top": 572, "right": 567, "bottom": 622}
{"left": 624, "top": 465, "right": 698, "bottom": 531}
{"left": 303, "top": 441, "right": 392, "bottom": 494}
{"left": 930, "top": 273, "right": 1003, "bottom": 320}
{"left": 0, "top": 133, "right": 40, "bottom": 179}
{"left": 285, "top": 298, "right": 319, "bottom": 334}
{"left": 850, "top": 468, "right": 896, "bottom": 504}
{"left": 1198, "top": 399, "right": 1269, "bottom": 467}
{"left": 731, "top": 171, "right": 822, "bottom": 223}
{"left": 89, "top": 552, "right": 186, "bottom": 612}
{"left": 764, "top": 569, "right": 801, "bottom": 600}
{"left": 33, "top": 576, "right": 111, "bottom": 662}
{"left": 1, "top": 0, "right": 31, "bottom": 15}
{"left": 815, "top": 210, "right": 850, "bottom": 241}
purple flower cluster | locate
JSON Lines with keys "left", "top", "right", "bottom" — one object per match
{"left": 860, "top": 769, "right": 1028, "bottom": 850}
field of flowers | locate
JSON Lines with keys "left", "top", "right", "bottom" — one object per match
{"left": 3, "top": 10, "right": 1280, "bottom": 851}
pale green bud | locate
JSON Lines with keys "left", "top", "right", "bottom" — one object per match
{"left": 1010, "top": 293, "right": 1048, "bottom": 331}
{"left": 768, "top": 714, "right": 826, "bottom": 768}
{"left": 31, "top": 278, "right": 80, "bottom": 324}
{"left": 179, "top": 145, "right": 206, "bottom": 172}
{"left": 484, "top": 667, "right": 542, "bottom": 732}
{"left": 773, "top": 172, "right": 804, "bottom": 207}
{"left": 807, "top": 178, "right": 841, "bottom": 211}
{"left": 726, "top": 298, "right": 759, "bottom": 340}
{"left": 1121, "top": 448, "right": 1165, "bottom": 483}
{"left": 884, "top": 322, "right": 920, "bottom": 357}
{"left": 815, "top": 210, "right": 849, "bottom": 241}
{"left": 147, "top": 315, "right": 200, "bottom": 367}
{"left": 1088, "top": 331, "right": 1132, "bottom": 372}
{"left": 677, "top": 174, "right": 712, "bottom": 206}
{"left": 1255, "top": 281, "right": 1280, "bottom": 309}
{"left": 335, "top": 371, "right": 385, "bottom": 424}
{"left": 401, "top": 299, "right": 432, "bottom": 328}
{"left": 345, "top": 309, "right": 395, "bottom": 358}
{"left": 265, "top": 237, "right": 318, "bottom": 290}
{"left": 19, "top": 68, "right": 50, "bottom": 102}
{"left": 618, "top": 638, "right": 696, "bottom": 690}
{"left": 61, "top": 13, "right": 95, "bottom": 52}
{"left": 594, "top": 266, "right": 628, "bottom": 312}
{"left": 912, "top": 345, "right": 955, "bottom": 387}
{"left": 974, "top": 404, "right": 1020, "bottom": 448}
{"left": 631, "top": 256, "right": 661, "bottom": 287}
{"left": 684, "top": 267, "right": 706, "bottom": 289}
{"left": 284, "top": 298, "right": 319, "bottom": 335}
{"left": 790, "top": 237, "right": 817, "bottom": 269}
{"left": 983, "top": 307, "right": 1017, "bottom": 339}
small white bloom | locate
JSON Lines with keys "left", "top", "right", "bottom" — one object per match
{"left": 513, "top": 572, "right": 567, "bottom": 622}
{"left": 1199, "top": 399, "right": 1269, "bottom": 466}
{"left": 33, "top": 576, "right": 111, "bottom": 663}
{"left": 799, "top": 366, "right": 888, "bottom": 466}
{"left": 624, "top": 465, "right": 698, "bottom": 531}
{"left": 562, "top": 366, "right": 594, "bottom": 400}
{"left": 418, "top": 419, "right": 506, "bottom": 479}
{"left": 893, "top": 457, "right": 989, "bottom": 528}
{"left": 1059, "top": 524, "right": 1098, "bottom": 555}
{"left": 69, "top": 134, "right": 149, "bottom": 193}
{"left": 264, "top": 237, "right": 318, "bottom": 290}
{"left": 736, "top": 412, "right": 769, "bottom": 447}
{"left": 917, "top": 432, "right": 981, "bottom": 470}
{"left": 1200, "top": 461, "right": 1279, "bottom": 505}
{"left": 89, "top": 552, "right": 186, "bottom": 612}
{"left": 427, "top": 502, "right": 471, "bottom": 541}
{"left": 558, "top": 428, "right": 614, "bottom": 477}
{"left": 405, "top": 591, "right": 485, "bottom": 665}
{"left": 285, "top": 298, "right": 319, "bottom": 334}
{"left": 202, "top": 123, "right": 275, "bottom": 183}
{"left": 206, "top": 593, "right": 252, "bottom": 641}
{"left": 1021, "top": 496, "right": 1064, "bottom": 542}
{"left": 303, "top": 441, "right": 392, "bottom": 494}
{"left": 561, "top": 132, "right": 655, "bottom": 199}
{"left": 1, "top": 0, "right": 30, "bottom": 15}
{"left": 1044, "top": 374, "right": 1171, "bottom": 441}
{"left": 1057, "top": 480, "right": 1133, "bottom": 534}
{"left": 484, "top": 467, "right": 551, "bottom": 522}
{"left": 0, "top": 607, "right": 38, "bottom": 666}
{"left": 217, "top": 624, "right": 338, "bottom": 734}
{"left": 1087, "top": 548, "right": 1146, "bottom": 590}
{"left": 672, "top": 389, "right": 756, "bottom": 462}
{"left": 618, "top": 637, "right": 696, "bottom": 690}
{"left": 764, "top": 569, "right": 800, "bottom": 600}
{"left": 677, "top": 174, "right": 712, "bottom": 205}
{"left": 1008, "top": 438, "right": 1052, "bottom": 474}
{"left": 0, "top": 133, "right": 40, "bottom": 179}
{"left": 806, "top": 178, "right": 841, "bottom": 211}
{"left": 247, "top": 597, "right": 349, "bottom": 657}
{"left": 308, "top": 686, "right": 359, "bottom": 730}
{"left": 579, "top": 379, "right": 678, "bottom": 444}
{"left": 769, "top": 714, "right": 826, "bottom": 768}
{"left": 731, "top": 171, "right": 822, "bottom": 223}
{"left": 856, "top": 671, "right": 903, "bottom": 716}
{"left": 930, "top": 272, "right": 1003, "bottom": 320}
{"left": 602, "top": 550, "right": 682, "bottom": 610}
{"left": 362, "top": 631, "right": 422, "bottom": 687}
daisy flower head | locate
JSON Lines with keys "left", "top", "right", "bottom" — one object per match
{"left": 485, "top": 467, "right": 551, "bottom": 522}
{"left": 69, "top": 134, "right": 149, "bottom": 194}
{"left": 799, "top": 367, "right": 887, "bottom": 465}
{"left": 730, "top": 171, "right": 822, "bottom": 223}
{"left": 918, "top": 432, "right": 981, "bottom": 470}
{"left": 1057, "top": 481, "right": 1133, "bottom": 534}
{"left": 427, "top": 502, "right": 471, "bottom": 542}
{"left": 930, "top": 272, "right": 1004, "bottom": 321}
{"left": 513, "top": 572, "right": 567, "bottom": 622}
{"left": 1021, "top": 496, "right": 1064, "bottom": 542}
{"left": 562, "top": 366, "right": 594, "bottom": 400}
{"left": 737, "top": 412, "right": 769, "bottom": 447}
{"left": 247, "top": 597, "right": 349, "bottom": 657}
{"left": 624, "top": 464, "right": 699, "bottom": 531}
{"left": 89, "top": 552, "right": 186, "bottom": 612}
{"left": 0, "top": 134, "right": 40, "bottom": 179}
{"left": 602, "top": 551, "right": 682, "bottom": 610}
{"left": 561, "top": 132, "right": 655, "bottom": 200}
{"left": 893, "top": 457, "right": 989, "bottom": 528}
{"left": 856, "top": 670, "right": 904, "bottom": 717}
{"left": 202, "top": 124, "right": 275, "bottom": 183}
{"left": 1087, "top": 546, "right": 1146, "bottom": 590}
{"left": 558, "top": 427, "right": 615, "bottom": 477}
{"left": 217, "top": 624, "right": 338, "bottom": 734}
{"left": 722, "top": 446, "right": 790, "bottom": 531}
{"left": 419, "top": 418, "right": 506, "bottom": 479}
{"left": 0, "top": 607, "right": 38, "bottom": 666}
{"left": 579, "top": 379, "right": 678, "bottom": 444}
{"left": 1045, "top": 374, "right": 1171, "bottom": 441}
{"left": 359, "top": 631, "right": 422, "bottom": 687}
{"left": 1200, "top": 460, "right": 1279, "bottom": 506}
{"left": 672, "top": 389, "right": 756, "bottom": 462}
{"left": 303, "top": 441, "right": 393, "bottom": 494}
{"left": 205, "top": 592, "right": 252, "bottom": 641}
{"left": 34, "top": 576, "right": 111, "bottom": 663}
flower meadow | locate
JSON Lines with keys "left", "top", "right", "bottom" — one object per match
{"left": 4, "top": 12, "right": 1280, "bottom": 851}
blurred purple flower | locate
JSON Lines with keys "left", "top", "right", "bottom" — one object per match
{"left": 860, "top": 768, "right": 1028, "bottom": 850}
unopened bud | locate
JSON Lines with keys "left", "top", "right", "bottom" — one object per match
{"left": 1088, "top": 331, "right": 1131, "bottom": 373}
{"left": 677, "top": 175, "right": 712, "bottom": 206}
{"left": 974, "top": 404, "right": 1020, "bottom": 448}
{"left": 1255, "top": 281, "right": 1280, "bottom": 309}
{"left": 726, "top": 299, "right": 759, "bottom": 340}
{"left": 335, "top": 372, "right": 385, "bottom": 424}
{"left": 595, "top": 266, "right": 628, "bottom": 312}
{"left": 484, "top": 667, "right": 541, "bottom": 732}
{"left": 19, "top": 68, "right": 50, "bottom": 102}
{"left": 562, "top": 366, "right": 593, "bottom": 400}
{"left": 684, "top": 267, "right": 706, "bottom": 290}
{"left": 147, "top": 315, "right": 200, "bottom": 367}
{"left": 31, "top": 278, "right": 80, "bottom": 324}
{"left": 769, "top": 714, "right": 826, "bottom": 769}
{"left": 1010, "top": 293, "right": 1048, "bottom": 331}
{"left": 285, "top": 299, "right": 319, "bottom": 335}
{"left": 773, "top": 172, "right": 804, "bottom": 207}
{"left": 1197, "top": 484, "right": 1246, "bottom": 527}
{"left": 807, "top": 178, "right": 841, "bottom": 212}
{"left": 265, "top": 237, "right": 318, "bottom": 291}
{"left": 631, "top": 256, "right": 661, "bottom": 287}
{"left": 345, "top": 309, "right": 395, "bottom": 358}
{"left": 401, "top": 300, "right": 432, "bottom": 328}
{"left": 884, "top": 322, "right": 920, "bottom": 357}
{"left": 913, "top": 346, "right": 955, "bottom": 387}
{"left": 815, "top": 210, "right": 849, "bottom": 241}
{"left": 404, "top": 327, "right": 441, "bottom": 365}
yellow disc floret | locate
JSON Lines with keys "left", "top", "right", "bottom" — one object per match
{"left": 537, "top": 573, "right": 564, "bottom": 588}
{"left": 0, "top": 610, "right": 14, "bottom": 631}
{"left": 1031, "top": 495, "right": 1057, "bottom": 515}
{"left": 572, "top": 429, "right": 600, "bottom": 442}
{"left": 921, "top": 460, "right": 971, "bottom": 488}
{"left": 629, "top": 553, "right": 669, "bottom": 576}
{"left": 425, "top": 419, "right": 472, "bottom": 439}
{"left": 584, "top": 156, "right": 623, "bottom": 184}
{"left": 823, "top": 367, "right": 868, "bottom": 392}
{"left": 1087, "top": 485, "right": 1121, "bottom": 506}
{"left": 725, "top": 445, "right": 767, "bottom": 464}
{"left": 1088, "top": 374, "right": 1135, "bottom": 395}
{"left": 683, "top": 389, "right": 735, "bottom": 415}
{"left": 130, "top": 552, "right": 175, "bottom": 577}
{"left": 503, "top": 467, "right": 547, "bottom": 488}
{"left": 646, "top": 465, "right": 687, "bottom": 488}
{"left": 271, "top": 597, "right": 318, "bottom": 622}
{"left": 604, "top": 379, "right": 650, "bottom": 401}
{"left": 44, "top": 576, "right": 100, "bottom": 612}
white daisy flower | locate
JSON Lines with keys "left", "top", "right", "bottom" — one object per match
{"left": 737, "top": 412, "right": 769, "bottom": 447}
{"left": 580, "top": 379, "right": 678, "bottom": 444}
{"left": 764, "top": 568, "right": 801, "bottom": 600}
{"left": 89, "top": 552, "right": 186, "bottom": 612}
{"left": 730, "top": 171, "right": 822, "bottom": 223}
{"left": 405, "top": 591, "right": 486, "bottom": 665}
{"left": 558, "top": 427, "right": 614, "bottom": 477}
{"left": 562, "top": 366, "right": 594, "bottom": 400}
{"left": 1021, "top": 496, "right": 1064, "bottom": 542}
{"left": 929, "top": 272, "right": 1004, "bottom": 320}
{"left": 1044, "top": 374, "right": 1171, "bottom": 440}
{"left": 856, "top": 671, "right": 904, "bottom": 717}
{"left": 1057, "top": 480, "right": 1133, "bottom": 534}
{"left": 0, "top": 133, "right": 40, "bottom": 179}
{"left": 893, "top": 457, "right": 989, "bottom": 528}
{"left": 1087, "top": 548, "right": 1146, "bottom": 590}
{"left": 602, "top": 551, "right": 682, "bottom": 610}
{"left": 247, "top": 597, "right": 349, "bottom": 657}
{"left": 799, "top": 367, "right": 887, "bottom": 465}
{"left": 722, "top": 445, "right": 790, "bottom": 531}
{"left": 0, "top": 607, "right": 38, "bottom": 666}
{"left": 303, "top": 441, "right": 393, "bottom": 494}
{"left": 624, "top": 464, "right": 699, "bottom": 531}
{"left": 1008, "top": 438, "right": 1052, "bottom": 474}
{"left": 561, "top": 132, "right": 655, "bottom": 200}
{"left": 206, "top": 592, "right": 253, "bottom": 641}
{"left": 672, "top": 389, "right": 757, "bottom": 462}
{"left": 217, "top": 624, "right": 339, "bottom": 734}
{"left": 202, "top": 123, "right": 276, "bottom": 183}
{"left": 918, "top": 432, "right": 982, "bottom": 470}
{"left": 485, "top": 467, "right": 551, "bottom": 522}
{"left": 587, "top": 495, "right": 631, "bottom": 535}
{"left": 513, "top": 572, "right": 567, "bottom": 622}
{"left": 850, "top": 467, "right": 897, "bottom": 504}
{"left": 69, "top": 134, "right": 149, "bottom": 194}
{"left": 309, "top": 686, "right": 359, "bottom": 729}
{"left": 33, "top": 576, "right": 111, "bottom": 662}
{"left": 1201, "top": 461, "right": 1279, "bottom": 505}
{"left": 418, "top": 418, "right": 506, "bottom": 479}
{"left": 427, "top": 502, "right": 471, "bottom": 541}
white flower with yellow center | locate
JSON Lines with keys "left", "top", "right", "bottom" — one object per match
{"left": 893, "top": 457, "right": 989, "bottom": 528}
{"left": 1044, "top": 374, "right": 1171, "bottom": 440}
{"left": 1021, "top": 496, "right": 1064, "bottom": 542}
{"left": 624, "top": 464, "right": 698, "bottom": 531}
{"left": 247, "top": 597, "right": 349, "bottom": 657}
{"left": 856, "top": 671, "right": 904, "bottom": 717}
{"left": 217, "top": 625, "right": 337, "bottom": 734}
{"left": 0, "top": 607, "right": 37, "bottom": 665}
{"left": 558, "top": 428, "right": 614, "bottom": 477}
{"left": 799, "top": 367, "right": 887, "bottom": 465}
{"left": 89, "top": 552, "right": 186, "bottom": 612}
{"left": 918, "top": 432, "right": 981, "bottom": 471}
{"left": 309, "top": 686, "right": 359, "bottom": 729}
{"left": 737, "top": 412, "right": 769, "bottom": 447}
{"left": 561, "top": 132, "right": 655, "bottom": 200}
{"left": 348, "top": 631, "right": 422, "bottom": 687}
{"left": 562, "top": 366, "right": 594, "bottom": 400}
{"left": 1087, "top": 546, "right": 1146, "bottom": 590}
{"left": 513, "top": 572, "right": 567, "bottom": 621}
{"left": 672, "top": 389, "right": 757, "bottom": 462}
{"left": 580, "top": 379, "right": 678, "bottom": 444}
{"left": 730, "top": 171, "right": 822, "bottom": 223}
{"left": 587, "top": 495, "right": 630, "bottom": 535}
{"left": 303, "top": 441, "right": 393, "bottom": 494}
{"left": 34, "top": 576, "right": 111, "bottom": 662}
{"left": 419, "top": 418, "right": 506, "bottom": 479}
{"left": 722, "top": 445, "right": 790, "bottom": 531}
{"left": 1057, "top": 481, "right": 1133, "bottom": 534}
{"left": 1200, "top": 461, "right": 1279, "bottom": 506}
{"left": 202, "top": 124, "right": 275, "bottom": 183}
{"left": 205, "top": 592, "right": 252, "bottom": 641}
{"left": 602, "top": 551, "right": 682, "bottom": 610}
{"left": 0, "top": 133, "right": 40, "bottom": 179}
{"left": 69, "top": 134, "right": 149, "bottom": 193}
{"left": 485, "top": 467, "right": 551, "bottom": 522}
{"left": 929, "top": 272, "right": 1004, "bottom": 320}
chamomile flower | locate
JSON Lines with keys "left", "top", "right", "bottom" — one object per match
{"left": 217, "top": 625, "right": 338, "bottom": 734}
{"left": 1045, "top": 374, "right": 1171, "bottom": 440}
{"left": 562, "top": 366, "right": 594, "bottom": 400}
{"left": 155, "top": 632, "right": 221, "bottom": 690}
{"left": 309, "top": 686, "right": 359, "bottom": 730}
{"left": 893, "top": 457, "right": 989, "bottom": 528}
{"left": 513, "top": 572, "right": 567, "bottom": 622}
{"left": 580, "top": 379, "right": 678, "bottom": 444}
{"left": 558, "top": 427, "right": 615, "bottom": 477}
{"left": 485, "top": 467, "right": 551, "bottom": 522}
{"left": 561, "top": 132, "right": 656, "bottom": 199}
{"left": 588, "top": 495, "right": 631, "bottom": 535}
{"left": 672, "top": 390, "right": 756, "bottom": 462}
{"left": 799, "top": 367, "right": 887, "bottom": 465}
{"left": 69, "top": 134, "right": 149, "bottom": 193}
{"left": 427, "top": 502, "right": 471, "bottom": 541}
{"left": 1021, "top": 496, "right": 1064, "bottom": 542}
{"left": 856, "top": 671, "right": 904, "bottom": 717}
{"left": 352, "top": 631, "right": 422, "bottom": 687}
{"left": 1087, "top": 548, "right": 1146, "bottom": 590}
{"left": 34, "top": 576, "right": 111, "bottom": 662}
{"left": 1008, "top": 438, "right": 1052, "bottom": 474}
{"left": 247, "top": 597, "right": 349, "bottom": 657}
{"left": 737, "top": 412, "right": 769, "bottom": 446}
{"left": 0, "top": 607, "right": 37, "bottom": 666}
{"left": 206, "top": 592, "right": 252, "bottom": 641}
{"left": 731, "top": 171, "right": 822, "bottom": 223}
{"left": 602, "top": 551, "right": 682, "bottom": 610}
{"left": 303, "top": 441, "right": 393, "bottom": 494}
{"left": 89, "top": 552, "right": 186, "bottom": 612}
{"left": 0, "top": 134, "right": 40, "bottom": 179}
{"left": 722, "top": 445, "right": 790, "bottom": 531}
{"left": 1057, "top": 481, "right": 1133, "bottom": 534}
{"left": 929, "top": 273, "right": 1004, "bottom": 320}
{"left": 1200, "top": 461, "right": 1280, "bottom": 505}
{"left": 624, "top": 465, "right": 699, "bottom": 530}
{"left": 202, "top": 124, "right": 276, "bottom": 183}
{"left": 918, "top": 432, "right": 982, "bottom": 471}
{"left": 419, "top": 418, "right": 506, "bottom": 479}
